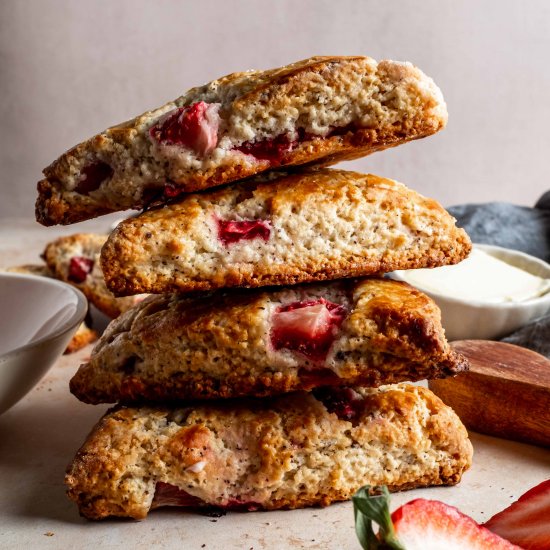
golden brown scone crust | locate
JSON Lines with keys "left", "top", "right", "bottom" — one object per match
{"left": 70, "top": 278, "right": 468, "bottom": 404}
{"left": 100, "top": 169, "right": 471, "bottom": 296}
{"left": 36, "top": 56, "right": 447, "bottom": 225}
{"left": 65, "top": 384, "right": 473, "bottom": 520}
{"left": 4, "top": 263, "right": 98, "bottom": 353}
{"left": 42, "top": 233, "right": 147, "bottom": 318}
{"left": 64, "top": 322, "right": 98, "bottom": 354}
{"left": 4, "top": 264, "right": 54, "bottom": 278}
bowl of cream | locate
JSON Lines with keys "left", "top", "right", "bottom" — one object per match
{"left": 390, "top": 244, "right": 550, "bottom": 341}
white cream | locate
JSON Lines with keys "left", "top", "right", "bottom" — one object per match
{"left": 395, "top": 248, "right": 550, "bottom": 303}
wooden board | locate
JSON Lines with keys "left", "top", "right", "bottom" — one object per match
{"left": 429, "top": 340, "right": 550, "bottom": 448}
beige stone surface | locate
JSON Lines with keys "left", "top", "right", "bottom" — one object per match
{"left": 0, "top": 220, "right": 549, "bottom": 549}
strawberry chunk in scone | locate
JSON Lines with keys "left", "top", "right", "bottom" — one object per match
{"left": 271, "top": 298, "right": 347, "bottom": 361}
{"left": 235, "top": 132, "right": 298, "bottom": 164}
{"left": 216, "top": 218, "right": 271, "bottom": 246}
{"left": 68, "top": 256, "right": 94, "bottom": 283}
{"left": 150, "top": 101, "right": 220, "bottom": 156}
{"left": 313, "top": 386, "right": 366, "bottom": 422}
{"left": 152, "top": 482, "right": 260, "bottom": 512}
{"left": 76, "top": 161, "right": 114, "bottom": 194}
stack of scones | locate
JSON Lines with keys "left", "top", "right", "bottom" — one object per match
{"left": 35, "top": 56, "right": 474, "bottom": 520}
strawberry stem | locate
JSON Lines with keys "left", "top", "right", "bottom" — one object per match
{"left": 353, "top": 486, "right": 406, "bottom": 550}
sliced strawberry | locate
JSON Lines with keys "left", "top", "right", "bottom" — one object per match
{"left": 271, "top": 298, "right": 347, "bottom": 361}
{"left": 353, "top": 486, "right": 521, "bottom": 550}
{"left": 484, "top": 479, "right": 550, "bottom": 550}
{"left": 393, "top": 499, "right": 521, "bottom": 549}
{"left": 68, "top": 256, "right": 94, "bottom": 283}
{"left": 150, "top": 101, "right": 220, "bottom": 156}
{"left": 75, "top": 161, "right": 113, "bottom": 194}
{"left": 216, "top": 218, "right": 271, "bottom": 246}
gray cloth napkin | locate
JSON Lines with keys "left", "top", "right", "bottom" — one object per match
{"left": 448, "top": 193, "right": 550, "bottom": 357}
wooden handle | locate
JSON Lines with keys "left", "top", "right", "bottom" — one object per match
{"left": 429, "top": 340, "right": 550, "bottom": 447}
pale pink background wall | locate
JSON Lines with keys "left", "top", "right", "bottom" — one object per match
{"left": 2, "top": 0, "right": 550, "bottom": 224}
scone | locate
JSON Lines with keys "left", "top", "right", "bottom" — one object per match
{"left": 36, "top": 55, "right": 447, "bottom": 225}
{"left": 65, "top": 384, "right": 473, "bottom": 520}
{"left": 42, "top": 233, "right": 147, "bottom": 318}
{"left": 69, "top": 278, "right": 468, "bottom": 404}
{"left": 63, "top": 322, "right": 98, "bottom": 354}
{"left": 4, "top": 264, "right": 98, "bottom": 353}
{"left": 101, "top": 169, "right": 471, "bottom": 296}
{"left": 4, "top": 264, "right": 54, "bottom": 278}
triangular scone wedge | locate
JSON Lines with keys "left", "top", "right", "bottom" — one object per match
{"left": 70, "top": 278, "right": 468, "bottom": 404}
{"left": 42, "top": 233, "right": 148, "bottom": 318}
{"left": 101, "top": 169, "right": 471, "bottom": 296}
{"left": 36, "top": 55, "right": 447, "bottom": 225}
{"left": 65, "top": 384, "right": 473, "bottom": 520}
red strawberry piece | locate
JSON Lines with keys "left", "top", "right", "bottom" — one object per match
{"left": 75, "top": 161, "right": 113, "bottom": 194}
{"left": 152, "top": 483, "right": 259, "bottom": 513}
{"left": 216, "top": 218, "right": 271, "bottom": 246}
{"left": 484, "top": 479, "right": 550, "bottom": 550}
{"left": 392, "top": 499, "right": 521, "bottom": 549}
{"left": 164, "top": 183, "right": 183, "bottom": 199}
{"left": 150, "top": 101, "right": 220, "bottom": 156}
{"left": 68, "top": 256, "right": 94, "bottom": 283}
{"left": 233, "top": 123, "right": 359, "bottom": 165}
{"left": 234, "top": 124, "right": 360, "bottom": 164}
{"left": 313, "top": 386, "right": 364, "bottom": 422}
{"left": 152, "top": 482, "right": 203, "bottom": 508}
{"left": 271, "top": 298, "right": 347, "bottom": 361}
{"left": 235, "top": 132, "right": 298, "bottom": 164}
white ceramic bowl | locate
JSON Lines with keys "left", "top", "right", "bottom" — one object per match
{"left": 390, "top": 244, "right": 550, "bottom": 341}
{"left": 0, "top": 273, "right": 88, "bottom": 414}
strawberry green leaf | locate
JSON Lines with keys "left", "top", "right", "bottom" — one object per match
{"left": 354, "top": 502, "right": 380, "bottom": 549}
{"left": 353, "top": 486, "right": 406, "bottom": 550}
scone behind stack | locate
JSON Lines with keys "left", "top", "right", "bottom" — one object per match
{"left": 43, "top": 233, "right": 148, "bottom": 318}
